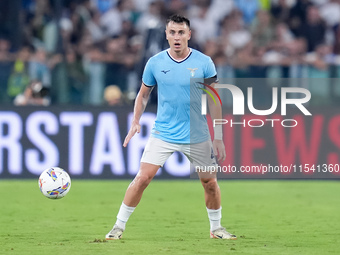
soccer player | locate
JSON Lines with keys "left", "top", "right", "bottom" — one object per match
{"left": 106, "top": 14, "right": 237, "bottom": 240}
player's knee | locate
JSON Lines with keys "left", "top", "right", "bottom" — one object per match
{"left": 201, "top": 178, "right": 219, "bottom": 194}
{"left": 134, "top": 174, "right": 152, "bottom": 190}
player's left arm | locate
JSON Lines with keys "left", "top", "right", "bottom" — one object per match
{"left": 207, "top": 81, "right": 226, "bottom": 162}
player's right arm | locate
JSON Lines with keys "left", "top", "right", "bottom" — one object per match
{"left": 123, "top": 83, "right": 154, "bottom": 147}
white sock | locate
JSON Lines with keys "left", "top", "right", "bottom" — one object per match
{"left": 115, "top": 202, "right": 136, "bottom": 230}
{"left": 206, "top": 207, "right": 222, "bottom": 231}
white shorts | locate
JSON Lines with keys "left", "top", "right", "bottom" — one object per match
{"left": 141, "top": 136, "right": 217, "bottom": 168}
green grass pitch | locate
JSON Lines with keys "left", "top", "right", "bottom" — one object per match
{"left": 0, "top": 180, "right": 339, "bottom": 255}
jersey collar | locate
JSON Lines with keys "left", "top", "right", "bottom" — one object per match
{"left": 166, "top": 48, "right": 192, "bottom": 63}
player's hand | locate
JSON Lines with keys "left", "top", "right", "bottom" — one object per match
{"left": 213, "top": 139, "right": 226, "bottom": 162}
{"left": 123, "top": 122, "right": 141, "bottom": 147}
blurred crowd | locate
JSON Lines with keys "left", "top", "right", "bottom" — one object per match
{"left": 0, "top": 0, "right": 340, "bottom": 106}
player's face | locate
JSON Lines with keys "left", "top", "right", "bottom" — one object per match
{"left": 165, "top": 21, "right": 191, "bottom": 54}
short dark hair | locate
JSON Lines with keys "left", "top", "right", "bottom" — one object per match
{"left": 166, "top": 14, "right": 190, "bottom": 28}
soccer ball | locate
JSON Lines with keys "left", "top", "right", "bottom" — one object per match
{"left": 38, "top": 167, "right": 71, "bottom": 199}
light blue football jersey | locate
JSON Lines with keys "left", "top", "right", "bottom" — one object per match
{"left": 142, "top": 48, "right": 217, "bottom": 144}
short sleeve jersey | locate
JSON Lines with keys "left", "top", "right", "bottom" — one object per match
{"left": 142, "top": 48, "right": 217, "bottom": 144}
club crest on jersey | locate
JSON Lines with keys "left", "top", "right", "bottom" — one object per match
{"left": 187, "top": 68, "right": 198, "bottom": 77}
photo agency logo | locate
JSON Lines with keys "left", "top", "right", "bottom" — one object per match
{"left": 199, "top": 83, "right": 312, "bottom": 128}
